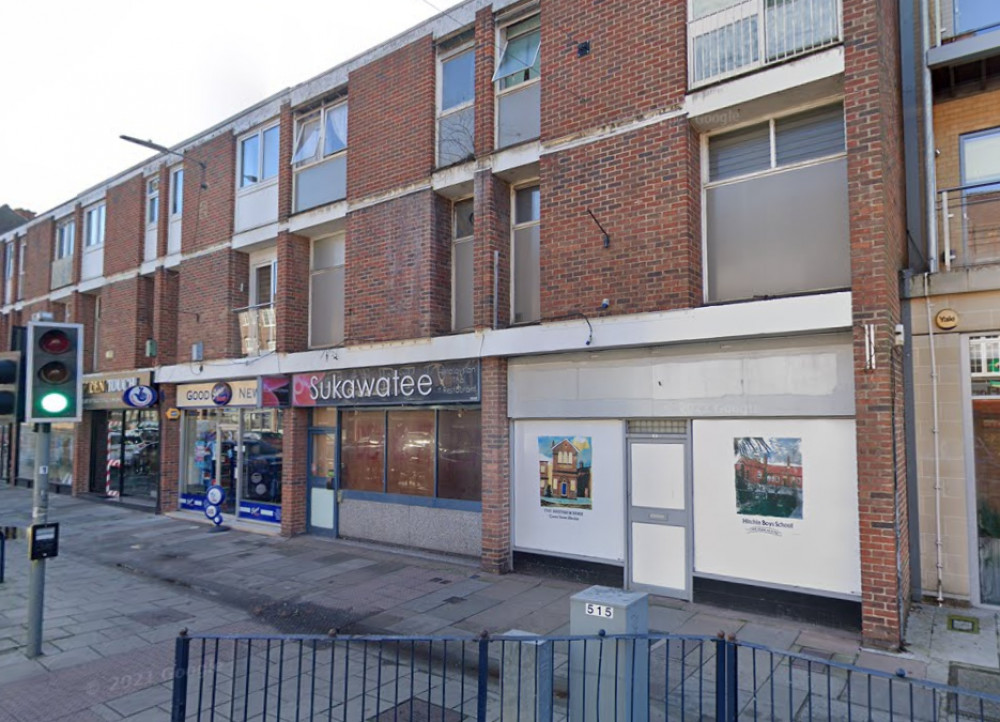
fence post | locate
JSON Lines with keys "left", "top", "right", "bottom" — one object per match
{"left": 171, "top": 629, "right": 191, "bottom": 722}
{"left": 726, "top": 635, "right": 738, "bottom": 722}
{"left": 477, "top": 631, "right": 490, "bottom": 722}
{"left": 0, "top": 532, "right": 5, "bottom": 584}
{"left": 714, "top": 635, "right": 738, "bottom": 722}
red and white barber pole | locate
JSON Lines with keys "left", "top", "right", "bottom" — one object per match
{"left": 105, "top": 432, "right": 119, "bottom": 498}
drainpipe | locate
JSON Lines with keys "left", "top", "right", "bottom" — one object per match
{"left": 924, "top": 275, "right": 945, "bottom": 603}
{"left": 921, "top": 0, "right": 940, "bottom": 272}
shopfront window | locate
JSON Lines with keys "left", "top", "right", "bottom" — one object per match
{"left": 339, "top": 407, "right": 481, "bottom": 502}
{"left": 91, "top": 409, "right": 160, "bottom": 504}
{"left": 180, "top": 407, "right": 283, "bottom": 522}
{"left": 18, "top": 423, "right": 74, "bottom": 486}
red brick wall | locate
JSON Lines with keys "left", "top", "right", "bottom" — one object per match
{"left": 152, "top": 268, "right": 179, "bottom": 366}
{"left": 278, "top": 103, "right": 294, "bottom": 223}
{"left": 21, "top": 219, "right": 53, "bottom": 300}
{"left": 97, "top": 277, "right": 149, "bottom": 372}
{"left": 474, "top": 8, "right": 498, "bottom": 157}
{"left": 105, "top": 175, "right": 144, "bottom": 276}
{"left": 72, "top": 412, "right": 92, "bottom": 496}
{"left": 70, "top": 203, "right": 83, "bottom": 287}
{"left": 480, "top": 356, "right": 510, "bottom": 572}
{"left": 176, "top": 249, "right": 247, "bottom": 362}
{"left": 158, "top": 384, "right": 180, "bottom": 513}
{"left": 474, "top": 171, "right": 511, "bottom": 329}
{"left": 541, "top": 0, "right": 686, "bottom": 141}
{"left": 345, "top": 191, "right": 450, "bottom": 343}
{"left": 539, "top": 118, "right": 701, "bottom": 319}
{"left": 67, "top": 292, "right": 97, "bottom": 374}
{"left": 348, "top": 35, "right": 435, "bottom": 200}
{"left": 280, "top": 407, "right": 309, "bottom": 537}
{"left": 183, "top": 133, "right": 236, "bottom": 252}
{"left": 276, "top": 231, "right": 310, "bottom": 352}
{"left": 844, "top": 0, "right": 909, "bottom": 648}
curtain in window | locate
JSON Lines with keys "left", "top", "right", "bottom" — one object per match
{"left": 324, "top": 105, "right": 348, "bottom": 157}
{"left": 292, "top": 117, "right": 321, "bottom": 165}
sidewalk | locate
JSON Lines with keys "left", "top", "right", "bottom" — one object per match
{"left": 0, "top": 484, "right": 997, "bottom": 720}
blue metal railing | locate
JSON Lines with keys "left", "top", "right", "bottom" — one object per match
{"left": 170, "top": 630, "right": 1000, "bottom": 722}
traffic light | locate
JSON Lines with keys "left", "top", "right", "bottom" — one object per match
{"left": 0, "top": 351, "right": 20, "bottom": 424}
{"left": 25, "top": 322, "right": 83, "bottom": 423}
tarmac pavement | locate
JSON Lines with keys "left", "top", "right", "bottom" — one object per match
{"left": 0, "top": 484, "right": 997, "bottom": 720}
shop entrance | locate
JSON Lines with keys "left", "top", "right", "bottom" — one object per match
{"left": 89, "top": 409, "right": 160, "bottom": 507}
{"left": 627, "top": 428, "right": 691, "bottom": 600}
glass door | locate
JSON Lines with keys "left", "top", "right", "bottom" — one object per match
{"left": 182, "top": 409, "right": 237, "bottom": 514}
{"left": 308, "top": 429, "right": 338, "bottom": 536}
{"left": 238, "top": 409, "right": 283, "bottom": 524}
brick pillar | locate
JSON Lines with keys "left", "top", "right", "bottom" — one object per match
{"left": 71, "top": 203, "right": 83, "bottom": 286}
{"left": 72, "top": 412, "right": 92, "bottom": 496}
{"left": 844, "top": 0, "right": 908, "bottom": 649}
{"left": 474, "top": 172, "right": 511, "bottom": 330}
{"left": 158, "top": 384, "right": 180, "bottom": 514}
{"left": 474, "top": 7, "right": 497, "bottom": 158}
{"left": 157, "top": 165, "right": 170, "bottom": 258}
{"left": 275, "top": 231, "right": 310, "bottom": 353}
{"left": 480, "top": 356, "right": 510, "bottom": 573}
{"left": 278, "top": 102, "right": 294, "bottom": 223}
{"left": 152, "top": 268, "right": 179, "bottom": 365}
{"left": 281, "top": 407, "right": 309, "bottom": 537}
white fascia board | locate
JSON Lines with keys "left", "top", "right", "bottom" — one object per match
{"left": 686, "top": 47, "right": 844, "bottom": 127}
{"left": 288, "top": 201, "right": 348, "bottom": 236}
{"left": 154, "top": 292, "right": 852, "bottom": 384}
{"left": 233, "top": 222, "right": 282, "bottom": 250}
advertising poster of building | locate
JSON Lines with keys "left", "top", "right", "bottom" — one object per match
{"left": 734, "top": 437, "right": 803, "bottom": 519}
{"left": 538, "top": 436, "right": 593, "bottom": 510}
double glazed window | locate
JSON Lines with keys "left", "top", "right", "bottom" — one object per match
{"left": 452, "top": 200, "right": 474, "bottom": 331}
{"left": 704, "top": 103, "right": 849, "bottom": 302}
{"left": 340, "top": 408, "right": 482, "bottom": 502}
{"left": 55, "top": 219, "right": 75, "bottom": 260}
{"left": 84, "top": 203, "right": 105, "bottom": 248}
{"left": 438, "top": 43, "right": 475, "bottom": 166}
{"left": 146, "top": 178, "right": 159, "bottom": 225}
{"left": 171, "top": 168, "right": 184, "bottom": 216}
{"left": 310, "top": 234, "right": 345, "bottom": 348}
{"left": 512, "top": 185, "right": 540, "bottom": 324}
{"left": 495, "top": 14, "right": 541, "bottom": 148}
{"left": 293, "top": 102, "right": 348, "bottom": 212}
{"left": 239, "top": 125, "right": 280, "bottom": 189}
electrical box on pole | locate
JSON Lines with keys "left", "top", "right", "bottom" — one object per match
{"left": 0, "top": 351, "right": 21, "bottom": 425}
{"left": 24, "top": 322, "right": 83, "bottom": 424}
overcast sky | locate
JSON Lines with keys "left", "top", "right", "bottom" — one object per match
{"left": 0, "top": 0, "right": 449, "bottom": 215}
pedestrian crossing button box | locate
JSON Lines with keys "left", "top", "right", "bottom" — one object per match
{"left": 28, "top": 523, "right": 59, "bottom": 560}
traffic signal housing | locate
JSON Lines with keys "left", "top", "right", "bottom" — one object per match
{"left": 0, "top": 351, "right": 20, "bottom": 424}
{"left": 25, "top": 322, "right": 82, "bottom": 423}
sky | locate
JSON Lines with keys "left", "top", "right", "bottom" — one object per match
{"left": 0, "top": 0, "right": 449, "bottom": 216}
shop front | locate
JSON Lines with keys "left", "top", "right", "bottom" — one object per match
{"left": 508, "top": 335, "right": 864, "bottom": 626}
{"left": 293, "top": 360, "right": 482, "bottom": 556}
{"left": 177, "top": 377, "right": 288, "bottom": 525}
{"left": 83, "top": 370, "right": 159, "bottom": 507}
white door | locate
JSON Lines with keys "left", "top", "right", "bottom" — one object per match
{"left": 628, "top": 440, "right": 691, "bottom": 599}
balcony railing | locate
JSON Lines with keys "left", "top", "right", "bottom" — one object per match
{"left": 689, "top": 0, "right": 842, "bottom": 88}
{"left": 939, "top": 181, "right": 1000, "bottom": 270}
{"left": 236, "top": 303, "right": 276, "bottom": 356}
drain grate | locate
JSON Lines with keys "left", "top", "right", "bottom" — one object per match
{"left": 948, "top": 614, "right": 980, "bottom": 634}
{"left": 370, "top": 699, "right": 466, "bottom": 722}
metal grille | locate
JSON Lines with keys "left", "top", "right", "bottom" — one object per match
{"left": 628, "top": 419, "right": 686, "bottom": 435}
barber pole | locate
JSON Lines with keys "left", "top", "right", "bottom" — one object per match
{"left": 105, "top": 432, "right": 119, "bottom": 498}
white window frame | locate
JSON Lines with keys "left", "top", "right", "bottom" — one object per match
{"left": 451, "top": 198, "right": 475, "bottom": 331}
{"left": 437, "top": 43, "right": 476, "bottom": 167}
{"left": 238, "top": 123, "right": 280, "bottom": 191}
{"left": 292, "top": 101, "right": 348, "bottom": 172}
{"left": 18, "top": 238, "right": 26, "bottom": 287}
{"left": 4, "top": 242, "right": 14, "bottom": 281}
{"left": 308, "top": 233, "right": 346, "bottom": 349}
{"left": 510, "top": 182, "right": 541, "bottom": 325}
{"left": 494, "top": 13, "right": 541, "bottom": 94}
{"left": 250, "top": 256, "right": 277, "bottom": 308}
{"left": 146, "top": 178, "right": 160, "bottom": 226}
{"left": 170, "top": 167, "right": 184, "bottom": 217}
{"left": 84, "top": 202, "right": 106, "bottom": 248}
{"left": 55, "top": 217, "right": 75, "bottom": 260}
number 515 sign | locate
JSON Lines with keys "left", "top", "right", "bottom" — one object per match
{"left": 585, "top": 603, "right": 614, "bottom": 619}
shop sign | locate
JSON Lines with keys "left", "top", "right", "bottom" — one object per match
{"left": 83, "top": 371, "right": 153, "bottom": 410}
{"left": 123, "top": 385, "right": 158, "bottom": 409}
{"left": 238, "top": 501, "right": 282, "bottom": 524}
{"left": 935, "top": 308, "right": 959, "bottom": 330}
{"left": 292, "top": 360, "right": 480, "bottom": 407}
{"left": 177, "top": 380, "right": 259, "bottom": 408}
{"left": 165, "top": 408, "right": 181, "bottom": 420}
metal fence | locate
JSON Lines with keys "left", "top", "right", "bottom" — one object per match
{"left": 171, "top": 630, "right": 1000, "bottom": 722}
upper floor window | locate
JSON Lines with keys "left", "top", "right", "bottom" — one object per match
{"left": 171, "top": 168, "right": 184, "bottom": 216}
{"left": 4, "top": 243, "right": 13, "bottom": 280}
{"left": 146, "top": 178, "right": 160, "bottom": 225}
{"left": 293, "top": 101, "right": 348, "bottom": 212}
{"left": 310, "top": 234, "right": 345, "bottom": 348}
{"left": 239, "top": 125, "right": 280, "bottom": 189}
{"left": 704, "top": 102, "right": 848, "bottom": 303}
{"left": 55, "top": 218, "right": 75, "bottom": 260}
{"left": 512, "top": 184, "right": 540, "bottom": 324}
{"left": 438, "top": 42, "right": 475, "bottom": 166}
{"left": 84, "top": 203, "right": 105, "bottom": 248}
{"left": 494, "top": 14, "right": 541, "bottom": 148}
{"left": 452, "top": 199, "right": 475, "bottom": 331}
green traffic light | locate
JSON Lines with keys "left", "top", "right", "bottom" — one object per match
{"left": 40, "top": 393, "right": 69, "bottom": 414}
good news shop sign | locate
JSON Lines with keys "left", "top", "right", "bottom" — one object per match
{"left": 292, "top": 360, "right": 480, "bottom": 407}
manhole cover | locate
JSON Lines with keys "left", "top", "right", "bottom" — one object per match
{"left": 950, "top": 664, "right": 1000, "bottom": 722}
{"left": 370, "top": 699, "right": 466, "bottom": 722}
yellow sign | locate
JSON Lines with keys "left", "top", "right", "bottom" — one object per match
{"left": 935, "top": 308, "right": 959, "bottom": 330}
{"left": 165, "top": 408, "right": 181, "bottom": 420}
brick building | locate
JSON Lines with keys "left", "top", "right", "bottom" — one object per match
{"left": 901, "top": 0, "right": 1000, "bottom": 607}
{"left": 0, "top": 0, "right": 911, "bottom": 647}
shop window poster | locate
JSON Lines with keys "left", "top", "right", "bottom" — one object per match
{"left": 734, "top": 437, "right": 803, "bottom": 520}
{"left": 538, "top": 436, "right": 593, "bottom": 510}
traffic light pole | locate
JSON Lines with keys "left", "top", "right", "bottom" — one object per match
{"left": 26, "top": 422, "right": 50, "bottom": 659}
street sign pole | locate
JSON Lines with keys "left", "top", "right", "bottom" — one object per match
{"left": 26, "top": 422, "right": 50, "bottom": 659}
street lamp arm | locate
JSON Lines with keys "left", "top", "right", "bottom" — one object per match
{"left": 119, "top": 135, "right": 207, "bottom": 171}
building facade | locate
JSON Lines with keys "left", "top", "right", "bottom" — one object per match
{"left": 0, "top": 0, "right": 910, "bottom": 647}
